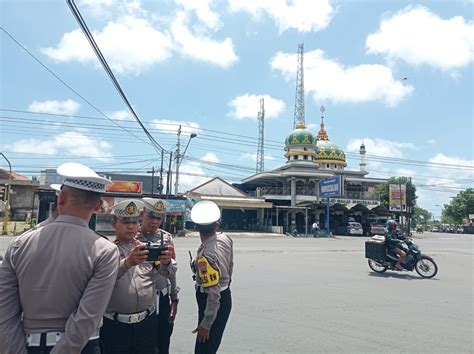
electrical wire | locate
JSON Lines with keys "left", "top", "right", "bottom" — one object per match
{"left": 0, "top": 26, "right": 155, "bottom": 149}
{"left": 66, "top": 0, "right": 165, "bottom": 154}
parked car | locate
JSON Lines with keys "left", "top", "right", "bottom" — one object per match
{"left": 335, "top": 221, "right": 363, "bottom": 236}
{"left": 432, "top": 226, "right": 439, "bottom": 232}
{"left": 364, "top": 222, "right": 386, "bottom": 236}
{"left": 416, "top": 226, "right": 424, "bottom": 233}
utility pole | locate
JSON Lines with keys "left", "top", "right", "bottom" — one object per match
{"left": 174, "top": 125, "right": 182, "bottom": 195}
{"left": 147, "top": 166, "right": 155, "bottom": 196}
{"left": 166, "top": 151, "right": 173, "bottom": 196}
{"left": 256, "top": 97, "right": 265, "bottom": 173}
{"left": 159, "top": 150, "right": 164, "bottom": 196}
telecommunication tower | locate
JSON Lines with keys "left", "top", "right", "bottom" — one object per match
{"left": 293, "top": 43, "right": 305, "bottom": 128}
{"left": 256, "top": 97, "right": 265, "bottom": 173}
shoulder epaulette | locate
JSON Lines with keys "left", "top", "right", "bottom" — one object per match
{"left": 94, "top": 231, "right": 111, "bottom": 241}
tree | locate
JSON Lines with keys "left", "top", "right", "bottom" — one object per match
{"left": 442, "top": 188, "right": 474, "bottom": 224}
{"left": 374, "top": 176, "right": 418, "bottom": 210}
{"left": 412, "top": 206, "right": 432, "bottom": 227}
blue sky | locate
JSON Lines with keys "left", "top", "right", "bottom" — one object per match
{"left": 0, "top": 0, "right": 473, "bottom": 215}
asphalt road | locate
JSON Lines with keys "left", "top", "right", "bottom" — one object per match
{"left": 1, "top": 233, "right": 473, "bottom": 353}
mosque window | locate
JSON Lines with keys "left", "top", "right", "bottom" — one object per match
{"left": 303, "top": 155, "right": 308, "bottom": 160}
{"left": 327, "top": 164, "right": 330, "bottom": 168}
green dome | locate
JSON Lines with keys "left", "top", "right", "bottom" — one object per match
{"left": 314, "top": 140, "right": 346, "bottom": 163}
{"left": 285, "top": 125, "right": 315, "bottom": 147}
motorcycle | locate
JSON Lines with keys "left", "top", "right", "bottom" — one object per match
{"left": 367, "top": 237, "right": 438, "bottom": 279}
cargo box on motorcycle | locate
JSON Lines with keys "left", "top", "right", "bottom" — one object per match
{"left": 365, "top": 235, "right": 386, "bottom": 263}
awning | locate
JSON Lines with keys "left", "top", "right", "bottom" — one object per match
{"left": 199, "top": 195, "right": 273, "bottom": 209}
{"left": 347, "top": 203, "right": 369, "bottom": 212}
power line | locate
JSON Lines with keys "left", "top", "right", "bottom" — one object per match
{"left": 66, "top": 0, "right": 165, "bottom": 154}
{"left": 0, "top": 26, "right": 155, "bottom": 149}
{"left": 6, "top": 108, "right": 471, "bottom": 171}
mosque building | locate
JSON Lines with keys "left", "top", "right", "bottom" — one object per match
{"left": 239, "top": 108, "right": 389, "bottom": 234}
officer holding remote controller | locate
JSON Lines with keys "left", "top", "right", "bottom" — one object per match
{"left": 100, "top": 199, "right": 176, "bottom": 354}
{"left": 138, "top": 197, "right": 180, "bottom": 354}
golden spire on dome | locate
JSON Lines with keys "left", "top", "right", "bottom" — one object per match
{"left": 316, "top": 105, "right": 329, "bottom": 141}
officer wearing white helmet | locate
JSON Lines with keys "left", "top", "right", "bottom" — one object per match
{"left": 100, "top": 199, "right": 176, "bottom": 354}
{"left": 137, "top": 198, "right": 179, "bottom": 354}
{"left": 190, "top": 200, "right": 234, "bottom": 354}
{"left": 0, "top": 163, "right": 120, "bottom": 354}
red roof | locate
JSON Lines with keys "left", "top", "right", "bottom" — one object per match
{"left": 0, "top": 169, "right": 30, "bottom": 181}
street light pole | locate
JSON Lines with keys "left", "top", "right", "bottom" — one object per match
{"left": 1, "top": 153, "right": 12, "bottom": 235}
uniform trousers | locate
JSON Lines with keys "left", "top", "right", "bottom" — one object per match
{"left": 194, "top": 288, "right": 232, "bottom": 354}
{"left": 27, "top": 338, "right": 101, "bottom": 354}
{"left": 100, "top": 313, "right": 157, "bottom": 354}
{"left": 156, "top": 293, "right": 174, "bottom": 354}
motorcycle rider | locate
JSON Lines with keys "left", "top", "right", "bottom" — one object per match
{"left": 385, "top": 220, "right": 406, "bottom": 270}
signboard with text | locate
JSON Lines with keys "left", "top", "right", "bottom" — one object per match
{"left": 389, "top": 184, "right": 407, "bottom": 212}
{"left": 106, "top": 181, "right": 143, "bottom": 194}
{"left": 320, "top": 176, "right": 342, "bottom": 198}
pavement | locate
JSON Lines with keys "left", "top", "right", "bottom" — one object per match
{"left": 0, "top": 232, "right": 472, "bottom": 353}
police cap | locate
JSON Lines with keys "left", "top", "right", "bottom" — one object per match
{"left": 191, "top": 200, "right": 221, "bottom": 225}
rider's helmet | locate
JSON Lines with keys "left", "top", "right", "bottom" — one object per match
{"left": 386, "top": 219, "right": 398, "bottom": 231}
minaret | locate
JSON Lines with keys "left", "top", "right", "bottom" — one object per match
{"left": 316, "top": 105, "right": 329, "bottom": 141}
{"left": 359, "top": 141, "right": 367, "bottom": 173}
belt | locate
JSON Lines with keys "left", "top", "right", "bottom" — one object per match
{"left": 27, "top": 329, "right": 100, "bottom": 347}
{"left": 104, "top": 304, "right": 156, "bottom": 324}
{"left": 196, "top": 284, "right": 229, "bottom": 293}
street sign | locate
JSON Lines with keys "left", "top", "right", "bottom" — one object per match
{"left": 320, "top": 176, "right": 342, "bottom": 198}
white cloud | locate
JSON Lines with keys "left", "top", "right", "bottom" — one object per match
{"left": 347, "top": 138, "right": 416, "bottom": 158}
{"left": 5, "top": 132, "right": 113, "bottom": 161}
{"left": 28, "top": 99, "right": 80, "bottom": 115}
{"left": 170, "top": 11, "right": 238, "bottom": 68}
{"left": 177, "top": 152, "right": 221, "bottom": 192}
{"left": 229, "top": 0, "right": 334, "bottom": 33}
{"left": 395, "top": 168, "right": 417, "bottom": 176}
{"left": 42, "top": 16, "right": 173, "bottom": 75}
{"left": 202, "top": 152, "right": 220, "bottom": 163}
{"left": 271, "top": 49, "right": 413, "bottom": 106}
{"left": 175, "top": 0, "right": 221, "bottom": 30}
{"left": 426, "top": 139, "right": 436, "bottom": 145}
{"left": 366, "top": 6, "right": 474, "bottom": 71}
{"left": 107, "top": 109, "right": 134, "bottom": 121}
{"left": 228, "top": 94, "right": 285, "bottom": 119}
{"left": 240, "top": 152, "right": 276, "bottom": 161}
{"left": 415, "top": 153, "right": 473, "bottom": 209}
{"left": 150, "top": 119, "right": 201, "bottom": 136}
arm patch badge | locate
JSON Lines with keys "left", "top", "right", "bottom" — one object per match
{"left": 197, "top": 256, "right": 219, "bottom": 287}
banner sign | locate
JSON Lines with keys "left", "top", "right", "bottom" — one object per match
{"left": 389, "top": 184, "right": 407, "bottom": 212}
{"left": 106, "top": 181, "right": 143, "bottom": 194}
{"left": 165, "top": 199, "right": 187, "bottom": 213}
{"left": 320, "top": 176, "right": 342, "bottom": 198}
